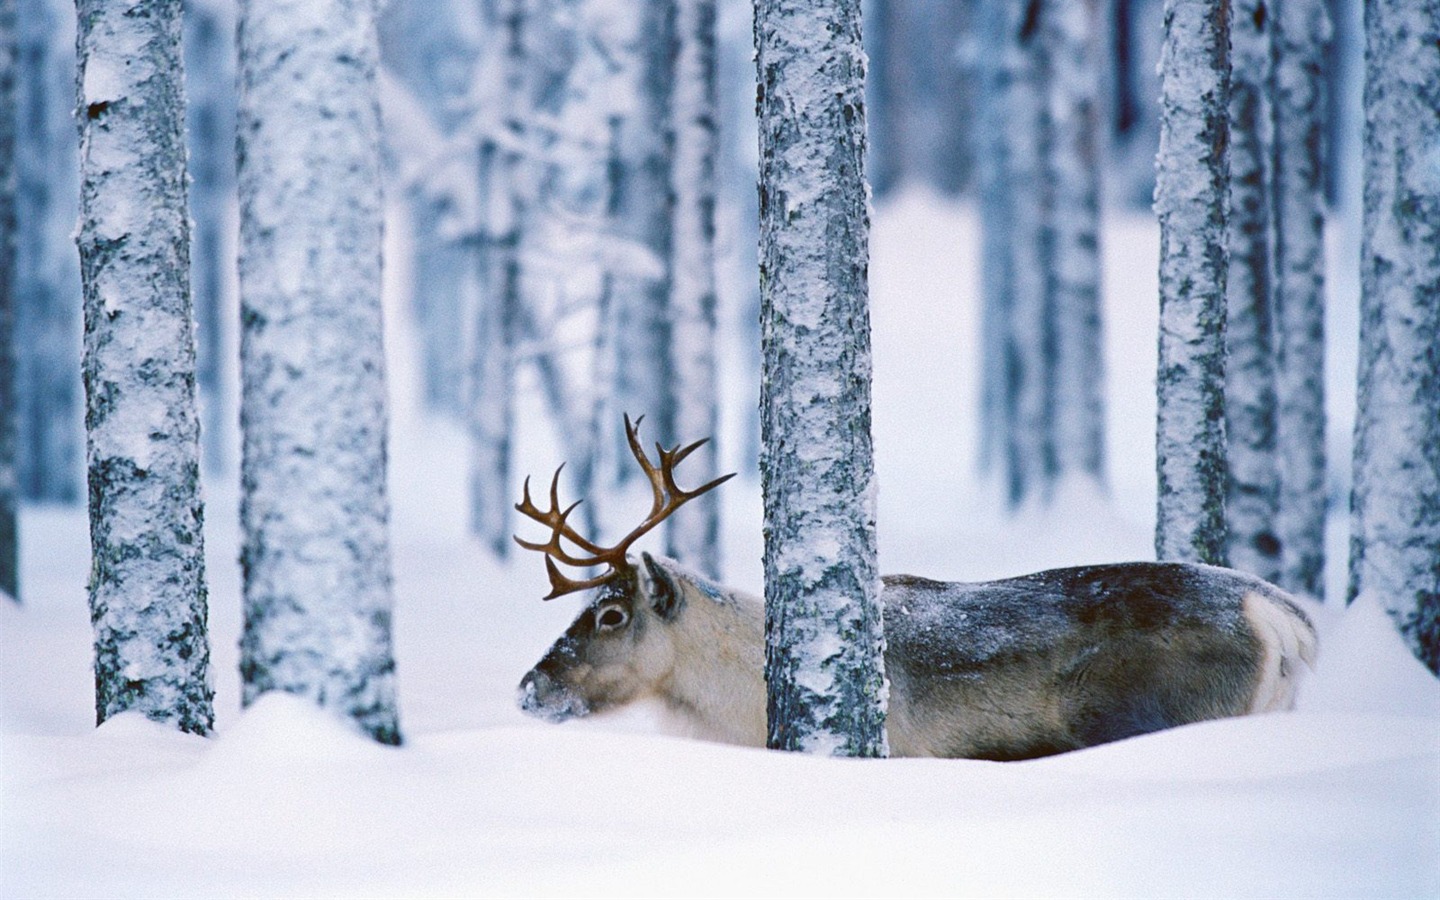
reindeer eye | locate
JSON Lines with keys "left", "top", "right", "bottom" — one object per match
{"left": 596, "top": 606, "right": 629, "bottom": 631}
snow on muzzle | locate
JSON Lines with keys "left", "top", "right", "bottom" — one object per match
{"left": 517, "top": 668, "right": 591, "bottom": 723}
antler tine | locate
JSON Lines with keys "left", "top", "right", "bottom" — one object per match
{"left": 613, "top": 414, "right": 738, "bottom": 557}
{"left": 538, "top": 556, "right": 619, "bottom": 601}
{"left": 658, "top": 437, "right": 731, "bottom": 500}
{"left": 513, "top": 466, "right": 609, "bottom": 565}
{"left": 517, "top": 415, "right": 738, "bottom": 600}
{"left": 666, "top": 436, "right": 708, "bottom": 469}
{"left": 512, "top": 502, "right": 594, "bottom": 567}
{"left": 623, "top": 413, "right": 668, "bottom": 520}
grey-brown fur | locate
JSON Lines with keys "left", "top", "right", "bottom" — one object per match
{"left": 518, "top": 555, "right": 1318, "bottom": 760}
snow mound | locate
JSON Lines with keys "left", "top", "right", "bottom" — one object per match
{"left": 1299, "top": 592, "right": 1440, "bottom": 718}
{"left": 201, "top": 691, "right": 400, "bottom": 769}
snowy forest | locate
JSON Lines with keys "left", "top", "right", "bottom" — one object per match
{"left": 2, "top": 0, "right": 1438, "bottom": 895}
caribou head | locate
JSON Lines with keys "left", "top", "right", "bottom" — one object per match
{"left": 514, "top": 415, "right": 748, "bottom": 730}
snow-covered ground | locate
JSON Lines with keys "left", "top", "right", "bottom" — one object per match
{"left": 3, "top": 191, "right": 1437, "bottom": 898}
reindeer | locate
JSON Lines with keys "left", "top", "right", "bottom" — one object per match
{"left": 515, "top": 416, "right": 1318, "bottom": 760}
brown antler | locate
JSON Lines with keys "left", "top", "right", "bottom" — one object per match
{"left": 514, "top": 414, "right": 736, "bottom": 599}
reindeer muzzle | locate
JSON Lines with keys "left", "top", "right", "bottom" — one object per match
{"left": 517, "top": 669, "right": 591, "bottom": 723}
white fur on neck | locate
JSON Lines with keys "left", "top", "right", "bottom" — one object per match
{"left": 650, "top": 564, "right": 767, "bottom": 747}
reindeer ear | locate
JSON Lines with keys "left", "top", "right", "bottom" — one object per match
{"left": 641, "top": 552, "right": 683, "bottom": 620}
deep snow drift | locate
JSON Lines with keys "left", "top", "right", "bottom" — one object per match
{"left": 2, "top": 192, "right": 1437, "bottom": 898}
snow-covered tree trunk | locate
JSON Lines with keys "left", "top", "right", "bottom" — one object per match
{"left": 76, "top": 0, "right": 212, "bottom": 734}
{"left": 15, "top": 0, "right": 80, "bottom": 505}
{"left": 236, "top": 0, "right": 402, "bottom": 744}
{"left": 1350, "top": 0, "right": 1440, "bottom": 674}
{"left": 757, "top": 0, "right": 886, "bottom": 757}
{"left": 1002, "top": 3, "right": 1053, "bottom": 507}
{"left": 1224, "top": 0, "right": 1279, "bottom": 582}
{"left": 0, "top": 0, "right": 17, "bottom": 603}
{"left": 468, "top": 139, "right": 517, "bottom": 556}
{"left": 972, "top": 0, "right": 1013, "bottom": 479}
{"left": 664, "top": 0, "right": 721, "bottom": 578}
{"left": 1043, "top": 0, "right": 1106, "bottom": 486}
{"left": 1153, "top": 0, "right": 1229, "bottom": 566}
{"left": 612, "top": 0, "right": 676, "bottom": 477}
{"left": 1269, "top": 0, "right": 1327, "bottom": 600}
{"left": 467, "top": 0, "right": 524, "bottom": 556}
{"left": 183, "top": 0, "right": 235, "bottom": 475}
{"left": 973, "top": 0, "right": 1060, "bottom": 507}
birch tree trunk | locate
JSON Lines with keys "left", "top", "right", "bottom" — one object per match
{"left": 1003, "top": 1, "right": 1053, "bottom": 507}
{"left": 757, "top": 0, "right": 886, "bottom": 757}
{"left": 1224, "top": 0, "right": 1280, "bottom": 581}
{"left": 1043, "top": 0, "right": 1105, "bottom": 486}
{"left": 76, "top": 0, "right": 212, "bottom": 734}
{"left": 0, "top": 0, "right": 17, "bottom": 603}
{"left": 1153, "top": 0, "right": 1229, "bottom": 566}
{"left": 973, "top": 0, "right": 1013, "bottom": 480}
{"left": 467, "top": 0, "right": 524, "bottom": 556}
{"left": 16, "top": 0, "right": 80, "bottom": 505}
{"left": 664, "top": 0, "right": 721, "bottom": 578}
{"left": 612, "top": 0, "right": 676, "bottom": 479}
{"left": 468, "top": 139, "right": 516, "bottom": 556}
{"left": 975, "top": 0, "right": 1058, "bottom": 506}
{"left": 1269, "top": 0, "right": 1327, "bottom": 600}
{"left": 1350, "top": 0, "right": 1440, "bottom": 674}
{"left": 236, "top": 0, "right": 402, "bottom": 744}
{"left": 928, "top": 0, "right": 974, "bottom": 195}
{"left": 183, "top": 0, "right": 235, "bottom": 475}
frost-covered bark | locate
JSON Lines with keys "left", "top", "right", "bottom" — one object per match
{"left": 1003, "top": 3, "right": 1052, "bottom": 507}
{"left": 1269, "top": 0, "right": 1327, "bottom": 600}
{"left": 1043, "top": 0, "right": 1105, "bottom": 485}
{"left": 15, "top": 0, "right": 80, "bottom": 504}
{"left": 975, "top": 0, "right": 1070, "bottom": 506}
{"left": 75, "top": 0, "right": 212, "bottom": 734}
{"left": 183, "top": 0, "right": 235, "bottom": 474}
{"left": 236, "top": 0, "right": 402, "bottom": 744}
{"left": 1350, "top": 0, "right": 1440, "bottom": 674}
{"left": 612, "top": 0, "right": 676, "bottom": 474}
{"left": 664, "top": 0, "right": 721, "bottom": 578}
{"left": 0, "top": 0, "right": 17, "bottom": 603}
{"left": 1153, "top": 0, "right": 1229, "bottom": 566}
{"left": 756, "top": 0, "right": 886, "bottom": 757}
{"left": 1224, "top": 0, "right": 1279, "bottom": 582}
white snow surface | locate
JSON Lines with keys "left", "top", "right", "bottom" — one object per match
{"left": 3, "top": 191, "right": 1438, "bottom": 897}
